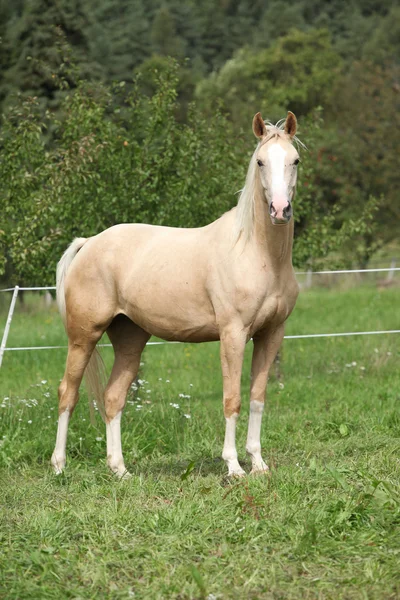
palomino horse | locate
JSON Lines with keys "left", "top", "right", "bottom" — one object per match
{"left": 52, "top": 111, "right": 301, "bottom": 478}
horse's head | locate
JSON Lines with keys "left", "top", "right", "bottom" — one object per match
{"left": 253, "top": 112, "right": 300, "bottom": 225}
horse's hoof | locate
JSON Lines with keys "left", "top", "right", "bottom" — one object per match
{"left": 51, "top": 454, "right": 65, "bottom": 475}
{"left": 110, "top": 467, "right": 132, "bottom": 480}
{"left": 228, "top": 468, "right": 246, "bottom": 478}
{"left": 250, "top": 466, "right": 270, "bottom": 476}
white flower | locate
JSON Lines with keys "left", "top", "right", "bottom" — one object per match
{"left": 41, "top": 380, "right": 47, "bottom": 385}
{"left": 184, "top": 414, "right": 191, "bottom": 419}
{"left": 95, "top": 437, "right": 103, "bottom": 441}
{"left": 169, "top": 403, "right": 180, "bottom": 409}
{"left": 28, "top": 420, "right": 32, "bottom": 424}
{"left": 166, "top": 379, "right": 170, "bottom": 383}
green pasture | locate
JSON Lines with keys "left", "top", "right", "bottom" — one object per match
{"left": 0, "top": 286, "right": 399, "bottom": 599}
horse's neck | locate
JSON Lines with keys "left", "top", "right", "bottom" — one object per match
{"left": 253, "top": 188, "right": 294, "bottom": 268}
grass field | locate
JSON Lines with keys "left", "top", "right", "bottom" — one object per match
{"left": 0, "top": 286, "right": 399, "bottom": 599}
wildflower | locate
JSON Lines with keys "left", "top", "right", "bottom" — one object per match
{"left": 278, "top": 382, "right": 284, "bottom": 389}
{"left": 41, "top": 380, "right": 47, "bottom": 385}
{"left": 95, "top": 437, "right": 103, "bottom": 441}
{"left": 184, "top": 414, "right": 191, "bottom": 419}
{"left": 28, "top": 420, "right": 32, "bottom": 424}
{"left": 169, "top": 403, "right": 180, "bottom": 409}
{"left": 166, "top": 379, "right": 170, "bottom": 383}
{"left": 178, "top": 393, "right": 191, "bottom": 399}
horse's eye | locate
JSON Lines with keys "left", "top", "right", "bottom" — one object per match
{"left": 294, "top": 158, "right": 300, "bottom": 165}
{"left": 257, "top": 159, "right": 263, "bottom": 167}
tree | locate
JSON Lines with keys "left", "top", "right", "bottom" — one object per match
{"left": 86, "top": 0, "right": 152, "bottom": 82}
{"left": 0, "top": 0, "right": 102, "bottom": 114}
{"left": 195, "top": 29, "right": 342, "bottom": 127}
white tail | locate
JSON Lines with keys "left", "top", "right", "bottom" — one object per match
{"left": 56, "top": 237, "right": 107, "bottom": 422}
{"left": 56, "top": 237, "right": 88, "bottom": 325}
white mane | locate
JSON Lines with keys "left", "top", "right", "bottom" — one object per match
{"left": 234, "top": 121, "right": 305, "bottom": 243}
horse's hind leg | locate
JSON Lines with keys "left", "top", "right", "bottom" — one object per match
{"left": 105, "top": 315, "right": 150, "bottom": 477}
{"left": 51, "top": 339, "right": 97, "bottom": 474}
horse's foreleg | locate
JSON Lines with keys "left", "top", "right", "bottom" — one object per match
{"left": 220, "top": 325, "right": 247, "bottom": 477}
{"left": 51, "top": 341, "right": 97, "bottom": 474}
{"left": 246, "top": 325, "right": 285, "bottom": 474}
{"left": 105, "top": 317, "right": 150, "bottom": 477}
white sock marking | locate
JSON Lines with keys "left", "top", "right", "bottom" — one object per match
{"left": 222, "top": 414, "right": 245, "bottom": 476}
{"left": 51, "top": 408, "right": 70, "bottom": 474}
{"left": 106, "top": 411, "right": 128, "bottom": 477}
{"left": 246, "top": 400, "right": 269, "bottom": 472}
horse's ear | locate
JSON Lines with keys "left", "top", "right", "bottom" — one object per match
{"left": 252, "top": 112, "right": 267, "bottom": 139}
{"left": 284, "top": 111, "right": 297, "bottom": 138}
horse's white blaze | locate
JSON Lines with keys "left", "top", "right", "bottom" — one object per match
{"left": 268, "top": 144, "right": 288, "bottom": 217}
{"left": 106, "top": 411, "right": 127, "bottom": 477}
{"left": 222, "top": 414, "right": 245, "bottom": 476}
{"left": 51, "top": 409, "right": 70, "bottom": 474}
{"left": 246, "top": 400, "right": 269, "bottom": 472}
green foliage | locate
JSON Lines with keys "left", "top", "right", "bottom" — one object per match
{"left": 0, "top": 57, "right": 383, "bottom": 284}
{"left": 196, "top": 29, "right": 342, "bottom": 126}
{"left": 1, "top": 0, "right": 398, "bottom": 283}
{"left": 0, "top": 62, "right": 248, "bottom": 284}
{"left": 0, "top": 0, "right": 101, "bottom": 113}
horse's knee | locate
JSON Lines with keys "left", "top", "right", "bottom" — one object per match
{"left": 58, "top": 379, "right": 79, "bottom": 415}
{"left": 104, "top": 391, "right": 126, "bottom": 422}
{"left": 223, "top": 395, "right": 241, "bottom": 418}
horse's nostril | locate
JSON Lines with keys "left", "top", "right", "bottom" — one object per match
{"left": 283, "top": 202, "right": 292, "bottom": 219}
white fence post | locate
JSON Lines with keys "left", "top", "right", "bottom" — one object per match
{"left": 0, "top": 285, "right": 19, "bottom": 368}
{"left": 306, "top": 269, "right": 313, "bottom": 288}
{"left": 387, "top": 259, "right": 396, "bottom": 282}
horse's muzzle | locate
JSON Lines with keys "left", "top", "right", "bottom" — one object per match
{"left": 269, "top": 200, "right": 292, "bottom": 224}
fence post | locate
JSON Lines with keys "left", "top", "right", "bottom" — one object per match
{"left": 0, "top": 285, "right": 19, "bottom": 368}
{"left": 386, "top": 259, "right": 396, "bottom": 282}
{"left": 306, "top": 269, "right": 313, "bottom": 288}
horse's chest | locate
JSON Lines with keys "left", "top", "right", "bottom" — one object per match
{"left": 250, "top": 284, "right": 298, "bottom": 334}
